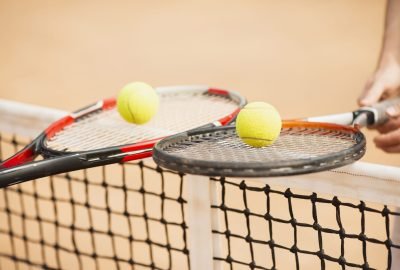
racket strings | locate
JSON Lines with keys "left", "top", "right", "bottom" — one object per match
{"left": 45, "top": 93, "right": 239, "bottom": 152}
{"left": 162, "top": 127, "right": 360, "bottom": 163}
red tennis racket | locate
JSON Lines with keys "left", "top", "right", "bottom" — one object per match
{"left": 0, "top": 85, "right": 245, "bottom": 187}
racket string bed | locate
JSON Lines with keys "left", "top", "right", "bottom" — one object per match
{"left": 46, "top": 93, "right": 239, "bottom": 153}
{"left": 155, "top": 126, "right": 365, "bottom": 176}
{"left": 164, "top": 128, "right": 358, "bottom": 161}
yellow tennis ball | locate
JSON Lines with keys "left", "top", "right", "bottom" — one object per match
{"left": 236, "top": 102, "right": 282, "bottom": 147}
{"left": 117, "top": 82, "right": 159, "bottom": 124}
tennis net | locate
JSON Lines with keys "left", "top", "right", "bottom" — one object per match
{"left": 0, "top": 99, "right": 400, "bottom": 270}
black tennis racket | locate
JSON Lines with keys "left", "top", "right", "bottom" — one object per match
{"left": 0, "top": 85, "right": 245, "bottom": 187}
{"left": 153, "top": 97, "right": 400, "bottom": 177}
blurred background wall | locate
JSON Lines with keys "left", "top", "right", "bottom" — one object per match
{"left": 0, "top": 0, "right": 398, "bottom": 166}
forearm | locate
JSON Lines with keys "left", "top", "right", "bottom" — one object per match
{"left": 379, "top": 0, "right": 400, "bottom": 65}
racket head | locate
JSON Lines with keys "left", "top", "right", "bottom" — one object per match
{"left": 153, "top": 121, "right": 366, "bottom": 177}
{"left": 41, "top": 86, "right": 244, "bottom": 156}
{"left": 1, "top": 86, "right": 245, "bottom": 169}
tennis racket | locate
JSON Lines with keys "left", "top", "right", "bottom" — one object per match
{"left": 153, "top": 97, "right": 400, "bottom": 177}
{"left": 0, "top": 85, "right": 245, "bottom": 187}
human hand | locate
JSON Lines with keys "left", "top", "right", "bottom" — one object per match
{"left": 358, "top": 57, "right": 400, "bottom": 153}
{"left": 358, "top": 57, "right": 400, "bottom": 107}
{"left": 373, "top": 116, "right": 400, "bottom": 153}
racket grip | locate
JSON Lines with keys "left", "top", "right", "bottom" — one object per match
{"left": 367, "top": 96, "right": 400, "bottom": 126}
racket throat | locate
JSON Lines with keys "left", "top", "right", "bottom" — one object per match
{"left": 352, "top": 110, "right": 375, "bottom": 126}
{"left": 0, "top": 142, "right": 40, "bottom": 168}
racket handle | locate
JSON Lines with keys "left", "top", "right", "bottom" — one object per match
{"left": 355, "top": 96, "right": 400, "bottom": 126}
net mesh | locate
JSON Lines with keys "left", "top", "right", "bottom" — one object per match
{"left": 210, "top": 177, "right": 400, "bottom": 270}
{"left": 0, "top": 132, "right": 190, "bottom": 270}
{"left": 1, "top": 130, "right": 400, "bottom": 270}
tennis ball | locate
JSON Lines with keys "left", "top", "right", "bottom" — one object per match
{"left": 236, "top": 102, "right": 282, "bottom": 148}
{"left": 117, "top": 82, "right": 159, "bottom": 124}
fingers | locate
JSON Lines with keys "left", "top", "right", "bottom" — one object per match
{"left": 358, "top": 79, "right": 385, "bottom": 106}
{"left": 374, "top": 128, "right": 400, "bottom": 153}
{"left": 373, "top": 112, "right": 400, "bottom": 153}
{"left": 376, "top": 117, "right": 400, "bottom": 134}
{"left": 358, "top": 61, "right": 400, "bottom": 106}
{"left": 386, "top": 103, "right": 400, "bottom": 117}
{"left": 360, "top": 61, "right": 400, "bottom": 153}
{"left": 378, "top": 144, "right": 400, "bottom": 153}
{"left": 359, "top": 80, "right": 399, "bottom": 106}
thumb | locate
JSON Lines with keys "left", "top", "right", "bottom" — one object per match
{"left": 358, "top": 80, "right": 385, "bottom": 106}
{"left": 386, "top": 103, "right": 400, "bottom": 117}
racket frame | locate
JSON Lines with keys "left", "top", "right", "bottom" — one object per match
{"left": 153, "top": 122, "right": 366, "bottom": 177}
{"left": 0, "top": 85, "right": 246, "bottom": 187}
